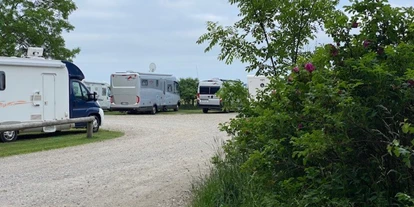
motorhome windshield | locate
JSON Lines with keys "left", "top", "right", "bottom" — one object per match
{"left": 112, "top": 74, "right": 137, "bottom": 87}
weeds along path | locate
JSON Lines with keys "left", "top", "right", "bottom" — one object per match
{"left": 0, "top": 112, "right": 235, "bottom": 207}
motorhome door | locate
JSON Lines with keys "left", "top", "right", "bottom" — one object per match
{"left": 42, "top": 73, "right": 56, "bottom": 120}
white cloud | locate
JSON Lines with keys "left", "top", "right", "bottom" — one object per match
{"left": 157, "top": 0, "right": 195, "bottom": 9}
{"left": 82, "top": 0, "right": 128, "bottom": 8}
{"left": 173, "top": 28, "right": 206, "bottom": 38}
{"left": 63, "top": 33, "right": 114, "bottom": 42}
{"left": 190, "top": 13, "right": 227, "bottom": 22}
{"left": 71, "top": 10, "right": 130, "bottom": 20}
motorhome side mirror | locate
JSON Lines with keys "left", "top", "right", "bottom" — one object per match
{"left": 88, "top": 92, "right": 98, "bottom": 101}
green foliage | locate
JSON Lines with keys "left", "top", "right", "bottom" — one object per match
{"left": 178, "top": 77, "right": 199, "bottom": 105}
{"left": 191, "top": 0, "right": 414, "bottom": 206}
{"left": 191, "top": 154, "right": 264, "bottom": 207}
{"left": 216, "top": 80, "right": 249, "bottom": 112}
{"left": 0, "top": 0, "right": 80, "bottom": 60}
{"left": 196, "top": 0, "right": 339, "bottom": 76}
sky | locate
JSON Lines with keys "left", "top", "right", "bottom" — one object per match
{"left": 62, "top": 0, "right": 414, "bottom": 84}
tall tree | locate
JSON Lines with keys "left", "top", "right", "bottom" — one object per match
{"left": 178, "top": 77, "right": 199, "bottom": 105}
{"left": 0, "top": 0, "right": 80, "bottom": 61}
{"left": 196, "top": 0, "right": 339, "bottom": 76}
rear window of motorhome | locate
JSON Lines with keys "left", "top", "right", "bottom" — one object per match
{"left": 112, "top": 75, "right": 137, "bottom": 87}
{"left": 102, "top": 88, "right": 107, "bottom": 96}
{"left": 200, "top": 86, "right": 220, "bottom": 94}
{"left": 199, "top": 86, "right": 209, "bottom": 94}
{"left": 0, "top": 71, "right": 5, "bottom": 91}
{"left": 210, "top": 86, "right": 220, "bottom": 94}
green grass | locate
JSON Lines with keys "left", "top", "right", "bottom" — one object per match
{"left": 105, "top": 108, "right": 204, "bottom": 115}
{"left": 0, "top": 129, "right": 124, "bottom": 158}
{"left": 190, "top": 158, "right": 263, "bottom": 207}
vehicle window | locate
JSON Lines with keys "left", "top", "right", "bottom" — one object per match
{"left": 73, "top": 82, "right": 89, "bottom": 100}
{"left": 210, "top": 86, "right": 220, "bottom": 94}
{"left": 79, "top": 83, "right": 90, "bottom": 100}
{"left": 167, "top": 84, "right": 173, "bottom": 92}
{"left": 0, "top": 71, "right": 5, "bottom": 91}
{"left": 199, "top": 86, "right": 209, "bottom": 94}
{"left": 156, "top": 80, "right": 159, "bottom": 87}
{"left": 72, "top": 82, "right": 83, "bottom": 99}
{"left": 102, "top": 87, "right": 107, "bottom": 96}
{"left": 142, "top": 79, "right": 148, "bottom": 87}
{"left": 112, "top": 75, "right": 137, "bottom": 87}
{"left": 174, "top": 82, "right": 179, "bottom": 94}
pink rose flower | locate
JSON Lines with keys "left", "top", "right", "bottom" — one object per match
{"left": 304, "top": 62, "right": 315, "bottom": 73}
{"left": 293, "top": 66, "right": 299, "bottom": 73}
{"left": 363, "top": 40, "right": 370, "bottom": 48}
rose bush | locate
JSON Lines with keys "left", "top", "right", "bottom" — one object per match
{"left": 191, "top": 0, "right": 414, "bottom": 206}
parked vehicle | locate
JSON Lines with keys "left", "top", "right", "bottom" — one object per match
{"left": 196, "top": 78, "right": 237, "bottom": 113}
{"left": 247, "top": 75, "right": 270, "bottom": 100}
{"left": 0, "top": 47, "right": 104, "bottom": 142}
{"left": 83, "top": 81, "right": 111, "bottom": 111}
{"left": 110, "top": 71, "right": 180, "bottom": 114}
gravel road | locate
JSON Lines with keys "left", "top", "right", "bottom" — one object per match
{"left": 0, "top": 112, "right": 236, "bottom": 207}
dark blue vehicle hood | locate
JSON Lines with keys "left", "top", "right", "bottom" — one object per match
{"left": 61, "top": 60, "right": 85, "bottom": 80}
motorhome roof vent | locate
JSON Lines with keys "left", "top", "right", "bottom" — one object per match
{"left": 26, "top": 47, "right": 44, "bottom": 58}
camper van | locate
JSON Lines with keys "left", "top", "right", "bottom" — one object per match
{"left": 84, "top": 81, "right": 111, "bottom": 110}
{"left": 110, "top": 71, "right": 180, "bottom": 114}
{"left": 247, "top": 75, "right": 271, "bottom": 100}
{"left": 0, "top": 47, "right": 104, "bottom": 142}
{"left": 196, "top": 78, "right": 237, "bottom": 113}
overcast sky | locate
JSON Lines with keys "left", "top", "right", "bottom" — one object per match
{"left": 62, "top": 0, "right": 414, "bottom": 84}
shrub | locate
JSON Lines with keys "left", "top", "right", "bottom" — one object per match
{"left": 191, "top": 0, "right": 414, "bottom": 206}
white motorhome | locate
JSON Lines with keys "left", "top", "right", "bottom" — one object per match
{"left": 0, "top": 47, "right": 104, "bottom": 142}
{"left": 247, "top": 75, "right": 271, "bottom": 100}
{"left": 84, "top": 81, "right": 111, "bottom": 110}
{"left": 196, "top": 78, "right": 237, "bottom": 113}
{"left": 110, "top": 71, "right": 181, "bottom": 114}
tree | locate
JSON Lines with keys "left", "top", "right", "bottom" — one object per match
{"left": 178, "top": 77, "right": 199, "bottom": 106}
{"left": 0, "top": 0, "right": 80, "bottom": 61}
{"left": 196, "top": 0, "right": 339, "bottom": 77}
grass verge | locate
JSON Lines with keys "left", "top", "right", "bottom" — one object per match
{"left": 105, "top": 109, "right": 204, "bottom": 115}
{"left": 189, "top": 158, "right": 263, "bottom": 207}
{"left": 0, "top": 129, "right": 124, "bottom": 158}
{"left": 189, "top": 137, "right": 264, "bottom": 207}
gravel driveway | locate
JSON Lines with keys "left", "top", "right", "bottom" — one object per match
{"left": 0, "top": 113, "right": 236, "bottom": 207}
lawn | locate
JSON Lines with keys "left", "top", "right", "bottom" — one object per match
{"left": 0, "top": 129, "right": 124, "bottom": 158}
{"left": 104, "top": 109, "right": 204, "bottom": 115}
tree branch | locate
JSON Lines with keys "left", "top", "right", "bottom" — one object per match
{"left": 259, "top": 22, "right": 278, "bottom": 76}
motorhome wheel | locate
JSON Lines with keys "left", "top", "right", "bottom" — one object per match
{"left": 0, "top": 130, "right": 18, "bottom": 142}
{"left": 92, "top": 115, "right": 100, "bottom": 132}
{"left": 151, "top": 105, "right": 157, "bottom": 114}
{"left": 203, "top": 108, "right": 208, "bottom": 113}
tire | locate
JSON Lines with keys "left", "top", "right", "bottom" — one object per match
{"left": 203, "top": 108, "right": 208, "bottom": 113}
{"left": 0, "top": 130, "right": 18, "bottom": 142}
{"left": 151, "top": 105, "right": 157, "bottom": 115}
{"left": 174, "top": 103, "right": 179, "bottom": 111}
{"left": 92, "top": 115, "right": 100, "bottom": 133}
